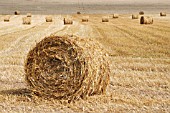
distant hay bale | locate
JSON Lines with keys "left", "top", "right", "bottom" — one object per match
{"left": 77, "top": 12, "right": 81, "bottom": 14}
{"left": 132, "top": 14, "right": 138, "bottom": 19}
{"left": 64, "top": 18, "right": 73, "bottom": 25}
{"left": 46, "top": 16, "right": 53, "bottom": 22}
{"left": 22, "top": 17, "right": 31, "bottom": 25}
{"left": 82, "top": 16, "right": 89, "bottom": 22}
{"left": 160, "top": 12, "right": 166, "bottom": 16}
{"left": 140, "top": 16, "right": 153, "bottom": 24}
{"left": 113, "top": 14, "right": 119, "bottom": 18}
{"left": 25, "top": 36, "right": 110, "bottom": 101}
{"left": 4, "top": 15, "right": 10, "bottom": 22}
{"left": 14, "top": 11, "right": 20, "bottom": 15}
{"left": 102, "top": 16, "right": 109, "bottom": 22}
{"left": 27, "top": 13, "right": 32, "bottom": 17}
{"left": 139, "top": 11, "right": 144, "bottom": 15}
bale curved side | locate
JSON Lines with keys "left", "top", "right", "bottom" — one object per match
{"left": 25, "top": 36, "right": 110, "bottom": 101}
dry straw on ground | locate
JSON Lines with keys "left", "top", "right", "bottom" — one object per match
{"left": 139, "top": 11, "right": 144, "bottom": 15}
{"left": 4, "top": 15, "right": 10, "bottom": 22}
{"left": 14, "top": 11, "right": 20, "bottom": 15}
{"left": 132, "top": 14, "right": 138, "bottom": 19}
{"left": 102, "top": 16, "right": 109, "bottom": 22}
{"left": 27, "top": 13, "right": 32, "bottom": 17}
{"left": 160, "top": 12, "right": 166, "bottom": 16}
{"left": 25, "top": 36, "right": 110, "bottom": 101}
{"left": 64, "top": 18, "right": 73, "bottom": 25}
{"left": 45, "top": 16, "right": 53, "bottom": 22}
{"left": 22, "top": 17, "right": 31, "bottom": 25}
{"left": 113, "top": 14, "right": 119, "bottom": 18}
{"left": 140, "top": 16, "right": 153, "bottom": 24}
{"left": 82, "top": 16, "right": 89, "bottom": 22}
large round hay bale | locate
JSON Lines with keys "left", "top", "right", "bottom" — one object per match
{"left": 25, "top": 36, "right": 110, "bottom": 101}
{"left": 160, "top": 12, "right": 166, "bottom": 16}
{"left": 140, "top": 16, "right": 153, "bottom": 24}
{"left": 132, "top": 14, "right": 138, "bottom": 19}
{"left": 102, "top": 16, "right": 109, "bottom": 22}
{"left": 77, "top": 12, "right": 81, "bottom": 14}
{"left": 64, "top": 18, "right": 73, "bottom": 25}
{"left": 4, "top": 15, "right": 10, "bottom": 22}
{"left": 46, "top": 16, "right": 53, "bottom": 22}
{"left": 14, "top": 11, "right": 20, "bottom": 15}
{"left": 113, "top": 14, "right": 119, "bottom": 18}
{"left": 139, "top": 11, "right": 144, "bottom": 15}
{"left": 23, "top": 17, "right": 31, "bottom": 25}
{"left": 27, "top": 13, "right": 32, "bottom": 17}
{"left": 82, "top": 16, "right": 89, "bottom": 22}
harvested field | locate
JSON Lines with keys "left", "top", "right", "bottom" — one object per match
{"left": 0, "top": 14, "right": 170, "bottom": 112}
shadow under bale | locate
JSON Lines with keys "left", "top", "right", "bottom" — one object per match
{"left": 0, "top": 88, "right": 32, "bottom": 97}
{"left": 25, "top": 36, "right": 110, "bottom": 101}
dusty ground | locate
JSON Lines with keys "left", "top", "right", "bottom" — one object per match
{"left": 0, "top": 14, "right": 170, "bottom": 112}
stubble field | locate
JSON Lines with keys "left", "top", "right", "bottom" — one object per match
{"left": 0, "top": 14, "right": 170, "bottom": 112}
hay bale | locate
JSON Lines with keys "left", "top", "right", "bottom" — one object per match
{"left": 25, "top": 36, "right": 110, "bottom": 101}
{"left": 4, "top": 15, "right": 10, "bottom": 22}
{"left": 14, "top": 11, "right": 20, "bottom": 15}
{"left": 113, "top": 14, "right": 119, "bottom": 18}
{"left": 64, "top": 18, "right": 73, "bottom": 25}
{"left": 102, "top": 16, "right": 109, "bottom": 22}
{"left": 140, "top": 16, "right": 153, "bottom": 24}
{"left": 23, "top": 17, "right": 31, "bottom": 25}
{"left": 46, "top": 16, "right": 53, "bottom": 22}
{"left": 132, "top": 14, "right": 138, "bottom": 19}
{"left": 160, "top": 12, "right": 166, "bottom": 16}
{"left": 139, "top": 11, "right": 144, "bottom": 15}
{"left": 27, "top": 13, "right": 32, "bottom": 17}
{"left": 77, "top": 12, "right": 81, "bottom": 14}
{"left": 82, "top": 16, "right": 89, "bottom": 22}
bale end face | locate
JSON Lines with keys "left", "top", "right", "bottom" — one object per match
{"left": 25, "top": 36, "right": 110, "bottom": 101}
